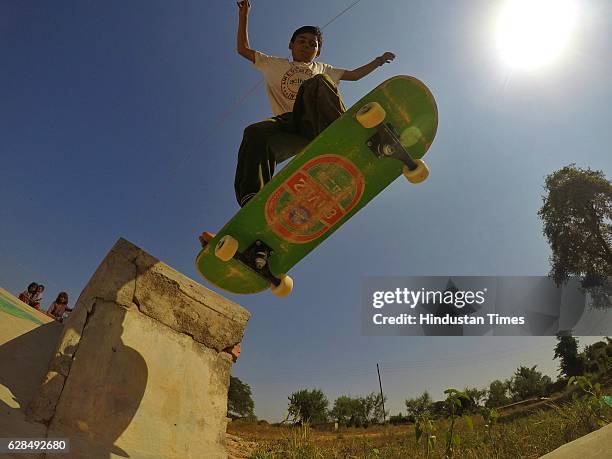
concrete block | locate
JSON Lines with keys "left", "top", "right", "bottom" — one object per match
{"left": 26, "top": 238, "right": 250, "bottom": 458}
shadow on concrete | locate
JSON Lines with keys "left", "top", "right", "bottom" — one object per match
{"left": 0, "top": 305, "right": 148, "bottom": 458}
{"left": 0, "top": 320, "right": 63, "bottom": 445}
{"left": 41, "top": 242, "right": 152, "bottom": 458}
{"left": 0, "top": 322, "right": 62, "bottom": 409}
{"left": 53, "top": 305, "right": 148, "bottom": 458}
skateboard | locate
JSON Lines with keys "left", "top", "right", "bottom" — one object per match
{"left": 196, "top": 75, "right": 438, "bottom": 297}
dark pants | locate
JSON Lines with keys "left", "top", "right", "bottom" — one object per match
{"left": 234, "top": 74, "right": 346, "bottom": 207}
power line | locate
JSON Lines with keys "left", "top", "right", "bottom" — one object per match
{"left": 321, "top": 0, "right": 364, "bottom": 29}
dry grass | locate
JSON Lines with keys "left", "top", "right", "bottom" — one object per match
{"left": 228, "top": 375, "right": 612, "bottom": 459}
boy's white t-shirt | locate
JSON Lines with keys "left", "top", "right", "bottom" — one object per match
{"left": 253, "top": 51, "right": 346, "bottom": 116}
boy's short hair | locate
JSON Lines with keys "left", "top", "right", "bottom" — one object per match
{"left": 291, "top": 26, "right": 323, "bottom": 49}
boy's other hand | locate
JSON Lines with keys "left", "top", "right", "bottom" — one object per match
{"left": 237, "top": 0, "right": 251, "bottom": 17}
{"left": 378, "top": 52, "right": 396, "bottom": 65}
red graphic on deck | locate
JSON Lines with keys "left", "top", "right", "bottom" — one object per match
{"left": 265, "top": 155, "right": 365, "bottom": 243}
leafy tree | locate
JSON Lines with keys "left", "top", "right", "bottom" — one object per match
{"left": 430, "top": 400, "right": 447, "bottom": 417}
{"left": 405, "top": 391, "right": 432, "bottom": 420}
{"left": 329, "top": 393, "right": 387, "bottom": 427}
{"left": 554, "top": 332, "right": 584, "bottom": 378}
{"left": 462, "top": 387, "right": 487, "bottom": 412}
{"left": 587, "top": 282, "right": 612, "bottom": 310}
{"left": 538, "top": 165, "right": 612, "bottom": 289}
{"left": 330, "top": 395, "right": 359, "bottom": 426}
{"left": 581, "top": 338, "right": 612, "bottom": 373}
{"left": 508, "top": 365, "right": 552, "bottom": 401}
{"left": 388, "top": 412, "right": 410, "bottom": 425}
{"left": 362, "top": 392, "right": 387, "bottom": 425}
{"left": 486, "top": 379, "right": 511, "bottom": 408}
{"left": 228, "top": 376, "right": 255, "bottom": 418}
{"left": 287, "top": 388, "right": 328, "bottom": 425}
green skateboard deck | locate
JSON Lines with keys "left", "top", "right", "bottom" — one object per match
{"left": 196, "top": 75, "right": 438, "bottom": 296}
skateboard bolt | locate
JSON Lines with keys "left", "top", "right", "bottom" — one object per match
{"left": 255, "top": 251, "right": 267, "bottom": 270}
{"left": 383, "top": 145, "right": 395, "bottom": 156}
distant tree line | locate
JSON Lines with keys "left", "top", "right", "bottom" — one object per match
{"left": 394, "top": 334, "right": 612, "bottom": 424}
{"left": 228, "top": 335, "right": 611, "bottom": 425}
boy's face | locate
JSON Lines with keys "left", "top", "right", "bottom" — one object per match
{"left": 289, "top": 33, "right": 320, "bottom": 62}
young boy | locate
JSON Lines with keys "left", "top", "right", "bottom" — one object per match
{"left": 18, "top": 282, "right": 39, "bottom": 309}
{"left": 47, "top": 291, "right": 72, "bottom": 322}
{"left": 234, "top": 0, "right": 396, "bottom": 207}
{"left": 32, "top": 283, "right": 45, "bottom": 310}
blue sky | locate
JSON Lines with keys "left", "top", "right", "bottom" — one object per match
{"left": 1, "top": 0, "right": 610, "bottom": 421}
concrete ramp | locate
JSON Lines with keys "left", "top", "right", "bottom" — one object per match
{"left": 539, "top": 422, "right": 612, "bottom": 458}
{"left": 1, "top": 238, "right": 250, "bottom": 458}
{"left": 0, "top": 288, "right": 64, "bottom": 451}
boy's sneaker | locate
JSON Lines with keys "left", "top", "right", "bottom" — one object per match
{"left": 223, "top": 343, "right": 241, "bottom": 363}
{"left": 198, "top": 231, "right": 216, "bottom": 248}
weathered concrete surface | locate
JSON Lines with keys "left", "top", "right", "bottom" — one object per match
{"left": 23, "top": 238, "right": 250, "bottom": 458}
{"left": 539, "top": 422, "right": 612, "bottom": 458}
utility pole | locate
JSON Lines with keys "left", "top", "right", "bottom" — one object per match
{"left": 377, "top": 363, "right": 386, "bottom": 422}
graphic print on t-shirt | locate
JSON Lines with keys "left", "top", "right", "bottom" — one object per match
{"left": 281, "top": 65, "right": 315, "bottom": 101}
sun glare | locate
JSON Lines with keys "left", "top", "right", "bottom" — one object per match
{"left": 495, "top": 0, "right": 577, "bottom": 71}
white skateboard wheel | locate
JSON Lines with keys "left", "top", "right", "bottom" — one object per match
{"left": 271, "top": 274, "right": 294, "bottom": 298}
{"left": 403, "top": 159, "right": 429, "bottom": 184}
{"left": 356, "top": 102, "right": 386, "bottom": 128}
{"left": 215, "top": 235, "right": 239, "bottom": 262}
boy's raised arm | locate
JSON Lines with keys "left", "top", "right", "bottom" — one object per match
{"left": 341, "top": 52, "right": 396, "bottom": 81}
{"left": 236, "top": 0, "right": 256, "bottom": 63}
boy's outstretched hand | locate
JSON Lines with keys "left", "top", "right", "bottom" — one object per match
{"left": 237, "top": 0, "right": 251, "bottom": 16}
{"left": 377, "top": 52, "right": 396, "bottom": 66}
{"left": 236, "top": 0, "right": 255, "bottom": 62}
{"left": 341, "top": 51, "right": 397, "bottom": 81}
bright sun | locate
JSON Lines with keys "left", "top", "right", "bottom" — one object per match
{"left": 495, "top": 0, "right": 578, "bottom": 71}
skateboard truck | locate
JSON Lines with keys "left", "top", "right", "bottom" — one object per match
{"left": 366, "top": 123, "right": 419, "bottom": 171}
{"left": 356, "top": 101, "right": 429, "bottom": 184}
{"left": 235, "top": 240, "right": 281, "bottom": 287}
{"left": 211, "top": 234, "right": 293, "bottom": 296}
{"left": 203, "top": 233, "right": 278, "bottom": 284}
